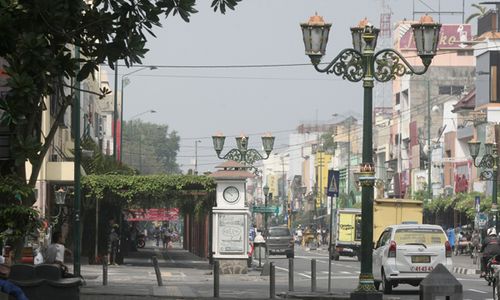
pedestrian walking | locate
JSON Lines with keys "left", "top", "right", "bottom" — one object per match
{"left": 108, "top": 220, "right": 120, "bottom": 265}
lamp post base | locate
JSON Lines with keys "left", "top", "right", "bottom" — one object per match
{"left": 350, "top": 274, "right": 382, "bottom": 300}
{"left": 350, "top": 290, "right": 383, "bottom": 300}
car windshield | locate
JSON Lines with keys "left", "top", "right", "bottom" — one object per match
{"left": 394, "top": 228, "right": 446, "bottom": 245}
{"left": 269, "top": 228, "right": 290, "bottom": 236}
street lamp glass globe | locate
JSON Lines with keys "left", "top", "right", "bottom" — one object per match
{"left": 262, "top": 136, "right": 275, "bottom": 155}
{"left": 485, "top": 142, "right": 494, "bottom": 155}
{"left": 54, "top": 188, "right": 67, "bottom": 206}
{"left": 411, "top": 15, "right": 441, "bottom": 64}
{"left": 300, "top": 13, "right": 331, "bottom": 63}
{"left": 350, "top": 26, "right": 363, "bottom": 53}
{"left": 386, "top": 167, "right": 395, "bottom": 180}
{"left": 263, "top": 185, "right": 270, "bottom": 196}
{"left": 212, "top": 135, "right": 225, "bottom": 154}
{"left": 467, "top": 141, "right": 481, "bottom": 159}
{"left": 235, "top": 136, "right": 248, "bottom": 151}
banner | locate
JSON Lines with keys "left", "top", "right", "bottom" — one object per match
{"left": 125, "top": 208, "right": 179, "bottom": 221}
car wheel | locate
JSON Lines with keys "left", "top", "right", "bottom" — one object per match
{"left": 374, "top": 281, "right": 380, "bottom": 290}
{"left": 381, "top": 270, "right": 392, "bottom": 294}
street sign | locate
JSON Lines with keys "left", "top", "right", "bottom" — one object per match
{"left": 475, "top": 212, "right": 488, "bottom": 229}
{"left": 327, "top": 170, "right": 340, "bottom": 197}
{"left": 252, "top": 206, "right": 278, "bottom": 214}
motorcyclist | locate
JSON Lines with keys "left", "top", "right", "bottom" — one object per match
{"left": 481, "top": 227, "right": 500, "bottom": 277}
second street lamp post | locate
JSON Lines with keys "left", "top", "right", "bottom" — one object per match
{"left": 468, "top": 141, "right": 499, "bottom": 233}
{"left": 118, "top": 66, "right": 157, "bottom": 162}
{"left": 263, "top": 184, "right": 270, "bottom": 233}
{"left": 300, "top": 14, "right": 441, "bottom": 298}
{"left": 212, "top": 134, "right": 275, "bottom": 170}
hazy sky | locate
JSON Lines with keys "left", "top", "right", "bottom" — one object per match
{"left": 106, "top": 0, "right": 477, "bottom": 173}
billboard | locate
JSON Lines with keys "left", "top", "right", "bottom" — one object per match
{"left": 125, "top": 208, "right": 179, "bottom": 221}
{"left": 399, "top": 24, "right": 472, "bottom": 50}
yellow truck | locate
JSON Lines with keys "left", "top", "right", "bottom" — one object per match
{"left": 332, "top": 208, "right": 362, "bottom": 260}
{"left": 331, "top": 199, "right": 423, "bottom": 260}
{"left": 372, "top": 198, "right": 423, "bottom": 243}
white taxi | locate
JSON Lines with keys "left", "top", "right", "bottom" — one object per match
{"left": 372, "top": 224, "right": 452, "bottom": 294}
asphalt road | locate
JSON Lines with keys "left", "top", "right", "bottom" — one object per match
{"left": 264, "top": 245, "right": 496, "bottom": 300}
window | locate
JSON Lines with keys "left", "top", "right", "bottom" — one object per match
{"left": 395, "top": 92, "right": 400, "bottom": 105}
{"left": 457, "top": 50, "right": 473, "bottom": 56}
{"left": 268, "top": 227, "right": 290, "bottom": 237}
{"left": 394, "top": 228, "right": 447, "bottom": 245}
{"left": 439, "top": 85, "right": 464, "bottom": 96}
{"left": 376, "top": 230, "right": 392, "bottom": 248}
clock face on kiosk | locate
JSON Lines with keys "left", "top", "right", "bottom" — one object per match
{"left": 223, "top": 186, "right": 240, "bottom": 203}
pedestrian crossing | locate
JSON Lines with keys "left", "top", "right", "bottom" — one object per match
{"left": 274, "top": 266, "right": 360, "bottom": 279}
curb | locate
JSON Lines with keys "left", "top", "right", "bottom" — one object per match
{"left": 453, "top": 266, "right": 481, "bottom": 275}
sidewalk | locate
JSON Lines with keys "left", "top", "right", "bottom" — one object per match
{"left": 77, "top": 243, "right": 350, "bottom": 300}
{"left": 451, "top": 253, "right": 481, "bottom": 275}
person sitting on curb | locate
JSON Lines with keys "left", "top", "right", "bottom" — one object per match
{"left": 45, "top": 231, "right": 73, "bottom": 277}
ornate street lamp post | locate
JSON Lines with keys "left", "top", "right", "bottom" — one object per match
{"left": 468, "top": 141, "right": 499, "bottom": 232}
{"left": 212, "top": 134, "right": 275, "bottom": 169}
{"left": 263, "top": 184, "right": 270, "bottom": 233}
{"left": 301, "top": 14, "right": 440, "bottom": 298}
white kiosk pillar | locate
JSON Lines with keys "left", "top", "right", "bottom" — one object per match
{"left": 210, "top": 160, "right": 254, "bottom": 274}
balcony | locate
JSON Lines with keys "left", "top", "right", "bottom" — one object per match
{"left": 26, "top": 161, "right": 85, "bottom": 182}
{"left": 456, "top": 124, "right": 473, "bottom": 140}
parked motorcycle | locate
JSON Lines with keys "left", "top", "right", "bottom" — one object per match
{"left": 137, "top": 233, "right": 146, "bottom": 249}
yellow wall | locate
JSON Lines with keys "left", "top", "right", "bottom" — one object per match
{"left": 315, "top": 151, "right": 332, "bottom": 208}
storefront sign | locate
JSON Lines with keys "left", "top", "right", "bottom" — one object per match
{"left": 400, "top": 24, "right": 472, "bottom": 50}
{"left": 125, "top": 208, "right": 179, "bottom": 221}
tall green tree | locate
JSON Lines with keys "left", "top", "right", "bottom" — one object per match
{"left": 122, "top": 120, "right": 180, "bottom": 174}
{"left": 0, "top": 0, "right": 241, "bottom": 253}
{"left": 0, "top": 0, "right": 241, "bottom": 207}
{"left": 465, "top": 3, "right": 488, "bottom": 24}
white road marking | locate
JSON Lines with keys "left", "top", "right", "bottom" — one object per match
{"left": 467, "top": 288, "right": 488, "bottom": 294}
{"left": 340, "top": 271, "right": 351, "bottom": 274}
{"left": 275, "top": 266, "right": 289, "bottom": 273}
{"left": 295, "top": 255, "right": 329, "bottom": 259}
{"left": 298, "top": 272, "right": 311, "bottom": 278}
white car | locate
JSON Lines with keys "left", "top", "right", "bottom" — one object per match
{"left": 372, "top": 224, "right": 453, "bottom": 294}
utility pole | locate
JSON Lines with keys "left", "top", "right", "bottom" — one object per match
{"left": 139, "top": 134, "right": 142, "bottom": 173}
{"left": 346, "top": 119, "right": 351, "bottom": 207}
{"left": 281, "top": 155, "right": 286, "bottom": 226}
{"left": 195, "top": 140, "right": 201, "bottom": 175}
{"left": 427, "top": 80, "right": 432, "bottom": 201}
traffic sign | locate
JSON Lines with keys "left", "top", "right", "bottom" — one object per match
{"left": 327, "top": 170, "right": 340, "bottom": 197}
{"left": 252, "top": 206, "right": 278, "bottom": 214}
{"left": 475, "top": 212, "right": 488, "bottom": 229}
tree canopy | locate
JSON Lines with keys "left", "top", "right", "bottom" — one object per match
{"left": 122, "top": 120, "right": 180, "bottom": 174}
{"left": 0, "top": 0, "right": 242, "bottom": 252}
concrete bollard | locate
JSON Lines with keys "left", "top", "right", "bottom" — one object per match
{"left": 151, "top": 256, "right": 163, "bottom": 286}
{"left": 214, "top": 260, "right": 220, "bottom": 298}
{"left": 270, "top": 262, "right": 275, "bottom": 299}
{"left": 258, "top": 244, "right": 262, "bottom": 268}
{"left": 102, "top": 256, "right": 108, "bottom": 286}
{"left": 419, "top": 264, "right": 462, "bottom": 300}
{"left": 311, "top": 259, "right": 316, "bottom": 292}
{"left": 288, "top": 258, "right": 294, "bottom": 291}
